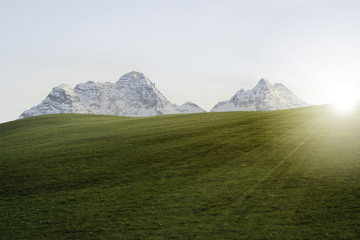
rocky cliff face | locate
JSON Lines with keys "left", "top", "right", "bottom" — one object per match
{"left": 19, "top": 71, "right": 205, "bottom": 119}
{"left": 211, "top": 78, "right": 307, "bottom": 112}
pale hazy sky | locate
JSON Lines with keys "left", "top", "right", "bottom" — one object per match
{"left": 1, "top": 0, "right": 359, "bottom": 123}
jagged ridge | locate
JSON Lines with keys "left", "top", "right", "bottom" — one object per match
{"left": 19, "top": 74, "right": 307, "bottom": 119}
{"left": 19, "top": 71, "right": 205, "bottom": 119}
{"left": 211, "top": 78, "right": 307, "bottom": 112}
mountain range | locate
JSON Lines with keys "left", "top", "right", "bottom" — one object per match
{"left": 19, "top": 72, "right": 307, "bottom": 119}
{"left": 211, "top": 78, "right": 307, "bottom": 112}
{"left": 19, "top": 72, "right": 205, "bottom": 119}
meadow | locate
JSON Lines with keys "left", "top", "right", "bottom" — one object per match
{"left": 1, "top": 105, "right": 359, "bottom": 239}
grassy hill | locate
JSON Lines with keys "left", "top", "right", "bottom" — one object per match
{"left": 1, "top": 105, "right": 360, "bottom": 239}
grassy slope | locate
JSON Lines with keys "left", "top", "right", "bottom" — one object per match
{"left": 1, "top": 105, "right": 360, "bottom": 239}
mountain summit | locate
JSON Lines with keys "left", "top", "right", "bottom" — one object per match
{"left": 211, "top": 78, "right": 307, "bottom": 112}
{"left": 19, "top": 71, "right": 205, "bottom": 119}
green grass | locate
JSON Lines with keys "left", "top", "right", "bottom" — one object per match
{"left": 1, "top": 105, "right": 360, "bottom": 239}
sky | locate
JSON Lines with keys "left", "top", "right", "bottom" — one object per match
{"left": 1, "top": 0, "right": 360, "bottom": 123}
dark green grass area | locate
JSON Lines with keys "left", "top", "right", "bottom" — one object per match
{"left": 1, "top": 105, "right": 360, "bottom": 239}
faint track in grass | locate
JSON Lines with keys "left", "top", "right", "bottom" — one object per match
{"left": 231, "top": 116, "right": 329, "bottom": 207}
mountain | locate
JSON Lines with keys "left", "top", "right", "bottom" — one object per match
{"left": 19, "top": 71, "right": 205, "bottom": 119}
{"left": 174, "top": 102, "right": 206, "bottom": 114}
{"left": 211, "top": 78, "right": 307, "bottom": 112}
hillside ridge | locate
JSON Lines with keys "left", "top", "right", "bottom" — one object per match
{"left": 2, "top": 105, "right": 360, "bottom": 239}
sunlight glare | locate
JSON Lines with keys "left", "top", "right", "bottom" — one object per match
{"left": 331, "top": 88, "right": 357, "bottom": 114}
{"left": 333, "top": 99, "right": 356, "bottom": 114}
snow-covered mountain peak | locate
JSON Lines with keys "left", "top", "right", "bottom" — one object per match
{"left": 255, "top": 78, "right": 272, "bottom": 88}
{"left": 175, "top": 102, "right": 206, "bottom": 114}
{"left": 258, "top": 78, "right": 271, "bottom": 85}
{"left": 119, "top": 71, "right": 143, "bottom": 80}
{"left": 19, "top": 71, "right": 205, "bottom": 119}
{"left": 51, "top": 84, "right": 76, "bottom": 99}
{"left": 211, "top": 78, "right": 307, "bottom": 112}
{"left": 251, "top": 78, "right": 275, "bottom": 96}
{"left": 117, "top": 71, "right": 153, "bottom": 87}
{"left": 184, "top": 101, "right": 196, "bottom": 105}
{"left": 75, "top": 81, "right": 100, "bottom": 90}
{"left": 55, "top": 84, "right": 73, "bottom": 92}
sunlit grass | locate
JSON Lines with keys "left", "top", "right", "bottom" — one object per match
{"left": 1, "top": 105, "right": 360, "bottom": 239}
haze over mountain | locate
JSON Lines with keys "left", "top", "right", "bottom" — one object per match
{"left": 20, "top": 73, "right": 308, "bottom": 119}
{"left": 19, "top": 71, "right": 205, "bottom": 119}
{"left": 211, "top": 78, "right": 307, "bottom": 112}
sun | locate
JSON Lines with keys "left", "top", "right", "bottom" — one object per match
{"left": 324, "top": 80, "right": 359, "bottom": 116}
{"left": 326, "top": 84, "right": 358, "bottom": 114}
{"left": 330, "top": 89, "right": 358, "bottom": 114}
{"left": 333, "top": 98, "right": 356, "bottom": 114}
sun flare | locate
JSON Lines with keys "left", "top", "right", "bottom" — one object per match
{"left": 333, "top": 99, "right": 356, "bottom": 114}
{"left": 328, "top": 84, "right": 358, "bottom": 114}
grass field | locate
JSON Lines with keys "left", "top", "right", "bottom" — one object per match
{"left": 1, "top": 105, "right": 360, "bottom": 239}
